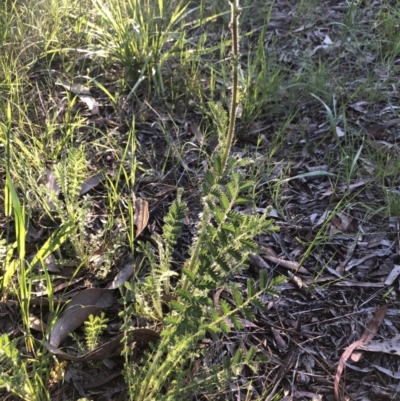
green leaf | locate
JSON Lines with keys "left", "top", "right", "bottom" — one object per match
{"left": 245, "top": 346, "right": 256, "bottom": 364}
{"left": 251, "top": 298, "right": 265, "bottom": 312}
{"left": 239, "top": 181, "right": 254, "bottom": 191}
{"left": 232, "top": 288, "right": 243, "bottom": 307}
{"left": 182, "top": 269, "right": 196, "bottom": 283}
{"left": 219, "top": 193, "right": 230, "bottom": 211}
{"left": 247, "top": 279, "right": 255, "bottom": 298}
{"left": 220, "top": 299, "right": 231, "bottom": 316}
{"left": 215, "top": 257, "right": 230, "bottom": 273}
{"left": 204, "top": 170, "right": 215, "bottom": 186}
{"left": 218, "top": 319, "right": 231, "bottom": 334}
{"left": 230, "top": 314, "right": 242, "bottom": 330}
{"left": 259, "top": 270, "right": 267, "bottom": 290}
{"left": 233, "top": 348, "right": 242, "bottom": 366}
{"left": 29, "top": 221, "right": 75, "bottom": 271}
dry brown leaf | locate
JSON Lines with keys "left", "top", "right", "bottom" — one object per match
{"left": 355, "top": 118, "right": 400, "bottom": 139}
{"left": 263, "top": 254, "right": 309, "bottom": 275}
{"left": 271, "top": 327, "right": 288, "bottom": 350}
{"left": 320, "top": 180, "right": 368, "bottom": 198}
{"left": 55, "top": 78, "right": 99, "bottom": 114}
{"left": 49, "top": 288, "right": 114, "bottom": 347}
{"left": 29, "top": 314, "right": 47, "bottom": 331}
{"left": 334, "top": 304, "right": 388, "bottom": 401}
{"left": 134, "top": 197, "right": 149, "bottom": 238}
{"left": 78, "top": 94, "right": 99, "bottom": 115}
{"left": 190, "top": 121, "right": 203, "bottom": 144}
{"left": 45, "top": 169, "right": 61, "bottom": 210}
{"left": 294, "top": 392, "right": 322, "bottom": 401}
{"left": 331, "top": 212, "right": 352, "bottom": 232}
{"left": 107, "top": 263, "right": 133, "bottom": 289}
{"left": 357, "top": 337, "right": 400, "bottom": 356}
{"left": 79, "top": 173, "right": 105, "bottom": 196}
{"left": 56, "top": 79, "right": 91, "bottom": 95}
{"left": 266, "top": 317, "right": 301, "bottom": 401}
{"left": 46, "top": 328, "right": 160, "bottom": 361}
{"left": 385, "top": 265, "right": 400, "bottom": 285}
{"left": 31, "top": 277, "right": 85, "bottom": 297}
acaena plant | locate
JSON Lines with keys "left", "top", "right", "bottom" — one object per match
{"left": 120, "top": 1, "right": 283, "bottom": 399}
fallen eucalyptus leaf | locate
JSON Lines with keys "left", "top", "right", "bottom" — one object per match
{"left": 49, "top": 288, "right": 114, "bottom": 347}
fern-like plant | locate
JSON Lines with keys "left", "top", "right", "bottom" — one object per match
{"left": 84, "top": 312, "right": 109, "bottom": 351}
{"left": 120, "top": 3, "right": 283, "bottom": 398}
{"left": 51, "top": 146, "right": 92, "bottom": 264}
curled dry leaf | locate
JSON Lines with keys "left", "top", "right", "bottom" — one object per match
{"left": 82, "top": 372, "right": 122, "bottom": 390}
{"left": 78, "top": 94, "right": 99, "bottom": 115}
{"left": 334, "top": 304, "right": 388, "bottom": 401}
{"left": 79, "top": 173, "right": 105, "bottom": 196}
{"left": 134, "top": 196, "right": 149, "bottom": 238}
{"left": 49, "top": 288, "right": 114, "bottom": 347}
{"left": 385, "top": 265, "right": 400, "bottom": 285}
{"left": 55, "top": 78, "right": 99, "bottom": 115}
{"left": 190, "top": 121, "right": 203, "bottom": 144}
{"left": 45, "top": 169, "right": 61, "bottom": 210}
{"left": 107, "top": 263, "right": 133, "bottom": 289}
{"left": 263, "top": 254, "right": 309, "bottom": 275}
{"left": 29, "top": 314, "right": 47, "bottom": 331}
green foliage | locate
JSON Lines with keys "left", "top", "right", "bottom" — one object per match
{"left": 0, "top": 334, "right": 50, "bottom": 401}
{"left": 84, "top": 312, "right": 109, "bottom": 351}
{"left": 53, "top": 146, "right": 87, "bottom": 219}
{"left": 208, "top": 101, "right": 229, "bottom": 151}
{"left": 90, "top": 0, "right": 189, "bottom": 90}
{"left": 1, "top": 0, "right": 288, "bottom": 400}
{"left": 118, "top": 2, "right": 283, "bottom": 397}
{"left": 51, "top": 146, "right": 92, "bottom": 263}
{"left": 123, "top": 153, "right": 281, "bottom": 399}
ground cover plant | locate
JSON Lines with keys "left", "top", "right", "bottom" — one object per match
{"left": 1, "top": 0, "right": 400, "bottom": 400}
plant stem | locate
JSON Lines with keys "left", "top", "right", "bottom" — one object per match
{"left": 221, "top": 0, "right": 240, "bottom": 172}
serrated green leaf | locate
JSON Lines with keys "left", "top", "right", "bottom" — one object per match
{"left": 164, "top": 315, "right": 181, "bottom": 325}
{"left": 239, "top": 181, "right": 255, "bottom": 191}
{"left": 214, "top": 207, "right": 225, "bottom": 224}
{"left": 226, "top": 182, "right": 236, "bottom": 199}
{"left": 247, "top": 279, "right": 255, "bottom": 298}
{"left": 235, "top": 197, "right": 253, "bottom": 204}
{"left": 216, "top": 257, "right": 230, "bottom": 272}
{"left": 219, "top": 319, "right": 231, "bottom": 334}
{"left": 232, "top": 288, "right": 243, "bottom": 307}
{"left": 227, "top": 249, "right": 242, "bottom": 262}
{"left": 220, "top": 299, "right": 231, "bottom": 315}
{"left": 170, "top": 301, "right": 185, "bottom": 312}
{"left": 251, "top": 298, "right": 265, "bottom": 312}
{"left": 219, "top": 193, "right": 230, "bottom": 211}
{"left": 217, "top": 229, "right": 228, "bottom": 245}
{"left": 245, "top": 346, "right": 256, "bottom": 364}
{"left": 241, "top": 307, "right": 254, "bottom": 321}
{"left": 233, "top": 348, "right": 242, "bottom": 366}
{"left": 182, "top": 269, "right": 196, "bottom": 283}
{"left": 230, "top": 314, "right": 242, "bottom": 330}
{"left": 211, "top": 310, "right": 220, "bottom": 322}
{"left": 176, "top": 288, "right": 192, "bottom": 300}
{"left": 240, "top": 238, "right": 257, "bottom": 249}
{"left": 259, "top": 270, "right": 267, "bottom": 290}
{"left": 204, "top": 170, "right": 215, "bottom": 186}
